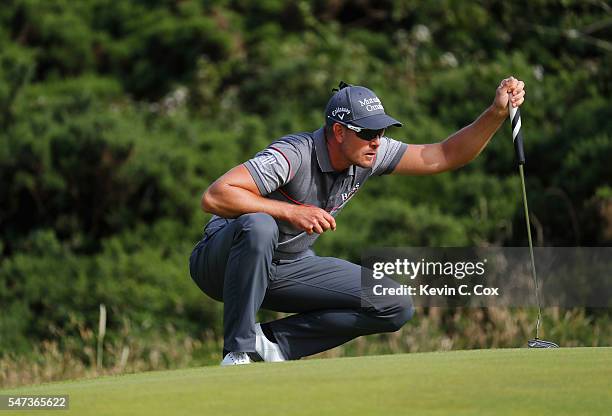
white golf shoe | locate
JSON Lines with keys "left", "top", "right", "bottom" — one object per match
{"left": 255, "top": 323, "right": 286, "bottom": 362}
{"left": 220, "top": 351, "right": 253, "bottom": 366}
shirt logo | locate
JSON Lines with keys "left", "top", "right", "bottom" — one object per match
{"left": 260, "top": 155, "right": 277, "bottom": 165}
{"left": 341, "top": 183, "right": 360, "bottom": 202}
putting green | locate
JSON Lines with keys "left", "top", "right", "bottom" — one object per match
{"left": 1, "top": 348, "right": 610, "bottom": 415}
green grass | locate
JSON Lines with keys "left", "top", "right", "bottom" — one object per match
{"left": 1, "top": 348, "right": 610, "bottom": 415}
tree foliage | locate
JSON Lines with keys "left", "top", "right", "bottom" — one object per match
{"left": 1, "top": 0, "right": 610, "bottom": 358}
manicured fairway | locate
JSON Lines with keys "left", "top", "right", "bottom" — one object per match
{"left": 2, "top": 348, "right": 610, "bottom": 415}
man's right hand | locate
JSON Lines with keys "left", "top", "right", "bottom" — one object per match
{"left": 286, "top": 205, "right": 337, "bottom": 235}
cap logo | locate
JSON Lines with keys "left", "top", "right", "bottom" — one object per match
{"left": 359, "top": 97, "right": 384, "bottom": 112}
{"left": 332, "top": 107, "right": 351, "bottom": 120}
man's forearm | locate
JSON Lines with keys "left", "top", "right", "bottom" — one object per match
{"left": 202, "top": 183, "right": 294, "bottom": 221}
{"left": 441, "top": 105, "right": 507, "bottom": 169}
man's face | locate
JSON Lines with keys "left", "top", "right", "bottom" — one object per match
{"left": 340, "top": 126, "right": 384, "bottom": 168}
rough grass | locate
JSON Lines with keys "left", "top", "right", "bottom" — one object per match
{"left": 1, "top": 347, "right": 610, "bottom": 415}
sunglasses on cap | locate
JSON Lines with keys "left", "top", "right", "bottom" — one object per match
{"left": 336, "top": 121, "right": 385, "bottom": 141}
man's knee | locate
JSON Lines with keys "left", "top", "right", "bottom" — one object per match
{"left": 378, "top": 296, "right": 414, "bottom": 332}
{"left": 235, "top": 213, "right": 279, "bottom": 250}
{"left": 388, "top": 299, "right": 414, "bottom": 331}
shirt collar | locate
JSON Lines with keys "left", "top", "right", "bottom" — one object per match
{"left": 313, "top": 127, "right": 355, "bottom": 176}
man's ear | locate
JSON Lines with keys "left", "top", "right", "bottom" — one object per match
{"left": 332, "top": 123, "right": 345, "bottom": 143}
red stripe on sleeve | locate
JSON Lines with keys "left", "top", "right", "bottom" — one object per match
{"left": 269, "top": 146, "right": 292, "bottom": 180}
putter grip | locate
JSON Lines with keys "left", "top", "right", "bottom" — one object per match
{"left": 509, "top": 104, "right": 526, "bottom": 165}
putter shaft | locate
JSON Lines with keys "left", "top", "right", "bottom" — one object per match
{"left": 519, "top": 164, "right": 541, "bottom": 339}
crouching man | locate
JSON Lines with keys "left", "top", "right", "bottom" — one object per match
{"left": 189, "top": 78, "right": 525, "bottom": 365}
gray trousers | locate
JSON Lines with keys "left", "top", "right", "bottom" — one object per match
{"left": 189, "top": 213, "right": 413, "bottom": 360}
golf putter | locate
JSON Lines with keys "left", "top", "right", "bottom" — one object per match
{"left": 508, "top": 96, "right": 559, "bottom": 349}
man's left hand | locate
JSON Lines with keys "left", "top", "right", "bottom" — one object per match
{"left": 493, "top": 76, "right": 525, "bottom": 116}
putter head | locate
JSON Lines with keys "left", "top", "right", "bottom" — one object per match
{"left": 528, "top": 338, "right": 559, "bottom": 348}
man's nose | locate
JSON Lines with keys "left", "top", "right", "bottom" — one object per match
{"left": 370, "top": 137, "right": 381, "bottom": 148}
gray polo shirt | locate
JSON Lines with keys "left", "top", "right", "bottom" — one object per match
{"left": 205, "top": 127, "right": 407, "bottom": 260}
